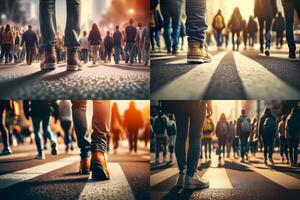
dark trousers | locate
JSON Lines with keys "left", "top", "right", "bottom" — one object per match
{"left": 262, "top": 138, "right": 274, "bottom": 160}
{"left": 26, "top": 47, "right": 35, "bottom": 64}
{"left": 0, "top": 107, "right": 9, "bottom": 149}
{"left": 280, "top": 136, "right": 289, "bottom": 159}
{"left": 155, "top": 136, "right": 167, "bottom": 159}
{"left": 248, "top": 33, "right": 256, "bottom": 47}
{"left": 61, "top": 120, "right": 72, "bottom": 146}
{"left": 288, "top": 138, "right": 299, "bottom": 165}
{"left": 202, "top": 138, "right": 212, "bottom": 158}
{"left": 276, "top": 31, "right": 284, "bottom": 47}
{"left": 128, "top": 128, "right": 138, "bottom": 152}
{"left": 1, "top": 44, "right": 12, "bottom": 62}
{"left": 231, "top": 31, "right": 240, "bottom": 50}
{"left": 150, "top": 28, "right": 161, "bottom": 49}
{"left": 258, "top": 18, "right": 272, "bottom": 49}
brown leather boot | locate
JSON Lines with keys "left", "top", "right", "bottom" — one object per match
{"left": 90, "top": 151, "right": 110, "bottom": 180}
{"left": 67, "top": 48, "right": 82, "bottom": 71}
{"left": 40, "top": 46, "right": 56, "bottom": 70}
{"left": 79, "top": 157, "right": 91, "bottom": 175}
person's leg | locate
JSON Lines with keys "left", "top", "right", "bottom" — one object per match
{"left": 240, "top": 139, "right": 244, "bottom": 159}
{"left": 62, "top": 120, "right": 72, "bottom": 150}
{"left": 72, "top": 100, "right": 91, "bottom": 158}
{"left": 160, "top": 2, "right": 172, "bottom": 52}
{"left": 294, "top": 138, "right": 299, "bottom": 164}
{"left": 40, "top": 0, "right": 56, "bottom": 48}
{"left": 269, "top": 139, "right": 274, "bottom": 159}
{"left": 282, "top": 0, "right": 296, "bottom": 56}
{"left": 64, "top": 0, "right": 80, "bottom": 49}
{"left": 42, "top": 114, "right": 58, "bottom": 155}
{"left": 150, "top": 27, "right": 155, "bottom": 50}
{"left": 265, "top": 18, "right": 272, "bottom": 49}
{"left": 31, "top": 116, "right": 43, "bottom": 155}
{"left": 162, "top": 136, "right": 167, "bottom": 160}
{"left": 155, "top": 137, "right": 161, "bottom": 161}
{"left": 0, "top": 107, "right": 10, "bottom": 151}
{"left": 133, "top": 129, "right": 138, "bottom": 152}
{"left": 128, "top": 130, "right": 134, "bottom": 152}
{"left": 175, "top": 114, "right": 189, "bottom": 173}
{"left": 258, "top": 18, "right": 265, "bottom": 52}
{"left": 130, "top": 43, "right": 136, "bottom": 64}
{"left": 208, "top": 139, "right": 212, "bottom": 158}
{"left": 170, "top": 0, "right": 182, "bottom": 53}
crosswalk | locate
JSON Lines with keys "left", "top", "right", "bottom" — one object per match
{"left": 151, "top": 50, "right": 300, "bottom": 99}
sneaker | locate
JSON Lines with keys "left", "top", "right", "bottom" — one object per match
{"left": 51, "top": 142, "right": 58, "bottom": 155}
{"left": 289, "top": 50, "right": 296, "bottom": 60}
{"left": 67, "top": 48, "right": 82, "bottom": 71}
{"left": 260, "top": 46, "right": 264, "bottom": 53}
{"left": 184, "top": 173, "right": 209, "bottom": 190}
{"left": 79, "top": 157, "right": 91, "bottom": 175}
{"left": 1, "top": 147, "right": 12, "bottom": 155}
{"left": 35, "top": 152, "right": 45, "bottom": 160}
{"left": 40, "top": 47, "right": 56, "bottom": 70}
{"left": 187, "top": 42, "right": 212, "bottom": 64}
{"left": 265, "top": 48, "right": 270, "bottom": 56}
{"left": 176, "top": 173, "right": 185, "bottom": 188}
{"left": 90, "top": 151, "right": 110, "bottom": 180}
{"left": 269, "top": 158, "right": 274, "bottom": 165}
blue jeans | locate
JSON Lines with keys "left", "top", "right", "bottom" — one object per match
{"left": 240, "top": 137, "right": 249, "bottom": 159}
{"left": 282, "top": 0, "right": 300, "bottom": 52}
{"left": 186, "top": 0, "right": 208, "bottom": 44}
{"left": 214, "top": 31, "right": 223, "bottom": 47}
{"left": 114, "top": 46, "right": 121, "bottom": 64}
{"left": 32, "top": 115, "right": 55, "bottom": 154}
{"left": 160, "top": 0, "right": 183, "bottom": 51}
{"left": 81, "top": 49, "right": 88, "bottom": 62}
{"left": 124, "top": 42, "right": 135, "bottom": 63}
{"left": 175, "top": 103, "right": 206, "bottom": 176}
{"left": 150, "top": 28, "right": 161, "bottom": 49}
{"left": 71, "top": 100, "right": 111, "bottom": 158}
{"left": 40, "top": 0, "right": 80, "bottom": 48}
{"left": 258, "top": 18, "right": 272, "bottom": 49}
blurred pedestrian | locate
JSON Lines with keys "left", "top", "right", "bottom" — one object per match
{"left": 278, "top": 115, "right": 289, "bottom": 164}
{"left": 55, "top": 32, "right": 64, "bottom": 64}
{"left": 153, "top": 109, "right": 168, "bottom": 163}
{"left": 236, "top": 109, "right": 251, "bottom": 162}
{"left": 150, "top": 2, "right": 163, "bottom": 51}
{"left": 216, "top": 113, "right": 229, "bottom": 162}
{"left": 136, "top": 23, "right": 144, "bottom": 64}
{"left": 272, "top": 11, "right": 285, "bottom": 49}
{"left": 212, "top": 9, "right": 226, "bottom": 49}
{"left": 103, "top": 31, "right": 113, "bottom": 63}
{"left": 21, "top": 25, "right": 39, "bottom": 65}
{"left": 247, "top": 16, "right": 258, "bottom": 48}
{"left": 228, "top": 7, "right": 243, "bottom": 51}
{"left": 113, "top": 25, "right": 123, "bottom": 64}
{"left": 0, "top": 100, "right": 14, "bottom": 155}
{"left": 110, "top": 103, "right": 122, "bottom": 153}
{"left": 124, "top": 19, "right": 137, "bottom": 64}
{"left": 141, "top": 24, "right": 150, "bottom": 66}
{"left": 167, "top": 114, "right": 176, "bottom": 163}
{"left": 201, "top": 114, "right": 214, "bottom": 160}
{"left": 79, "top": 31, "right": 89, "bottom": 63}
{"left": 242, "top": 20, "right": 248, "bottom": 50}
{"left": 226, "top": 121, "right": 235, "bottom": 158}
{"left": 0, "top": 24, "right": 13, "bottom": 64}
{"left": 88, "top": 23, "right": 102, "bottom": 65}
{"left": 59, "top": 100, "right": 73, "bottom": 153}
{"left": 249, "top": 118, "right": 258, "bottom": 156}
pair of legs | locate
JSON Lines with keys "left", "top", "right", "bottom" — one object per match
{"left": 81, "top": 49, "right": 88, "bottom": 63}
{"left": 288, "top": 138, "right": 299, "bottom": 165}
{"left": 218, "top": 140, "right": 226, "bottom": 160}
{"left": 61, "top": 120, "right": 72, "bottom": 152}
{"left": 91, "top": 45, "right": 100, "bottom": 64}
{"left": 114, "top": 46, "right": 121, "bottom": 64}
{"left": 124, "top": 42, "right": 136, "bottom": 64}
{"left": 0, "top": 106, "right": 10, "bottom": 154}
{"left": 258, "top": 17, "right": 272, "bottom": 52}
{"left": 249, "top": 141, "right": 258, "bottom": 155}
{"left": 248, "top": 33, "right": 256, "bottom": 47}
{"left": 201, "top": 138, "right": 212, "bottom": 159}
{"left": 279, "top": 136, "right": 289, "bottom": 161}
{"left": 1, "top": 44, "right": 12, "bottom": 63}
{"left": 262, "top": 138, "right": 274, "bottom": 162}
{"left": 150, "top": 28, "right": 161, "bottom": 50}
{"left": 276, "top": 31, "right": 284, "bottom": 48}
{"left": 226, "top": 141, "right": 233, "bottom": 157}
{"left": 240, "top": 137, "right": 249, "bottom": 160}
{"left": 214, "top": 31, "right": 223, "bottom": 47}
{"left": 231, "top": 31, "right": 241, "bottom": 51}
{"left": 26, "top": 47, "right": 35, "bottom": 65}
{"left": 155, "top": 136, "right": 167, "bottom": 162}
{"left": 128, "top": 128, "right": 139, "bottom": 152}
{"left": 105, "top": 49, "right": 112, "bottom": 62}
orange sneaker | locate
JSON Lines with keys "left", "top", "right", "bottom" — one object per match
{"left": 90, "top": 151, "right": 110, "bottom": 180}
{"left": 79, "top": 157, "right": 91, "bottom": 175}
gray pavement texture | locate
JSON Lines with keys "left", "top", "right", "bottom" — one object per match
{"left": 0, "top": 62, "right": 150, "bottom": 99}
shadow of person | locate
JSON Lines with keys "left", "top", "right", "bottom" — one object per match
{"left": 161, "top": 186, "right": 194, "bottom": 200}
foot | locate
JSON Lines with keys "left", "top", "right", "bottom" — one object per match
{"left": 90, "top": 151, "right": 110, "bottom": 180}
{"left": 1, "top": 147, "right": 12, "bottom": 155}
{"left": 67, "top": 49, "right": 82, "bottom": 71}
{"left": 187, "top": 42, "right": 211, "bottom": 64}
{"left": 269, "top": 158, "right": 274, "bottom": 165}
{"left": 289, "top": 50, "right": 296, "bottom": 61}
{"left": 176, "top": 173, "right": 185, "bottom": 188}
{"left": 260, "top": 46, "right": 264, "bottom": 53}
{"left": 51, "top": 142, "right": 58, "bottom": 155}
{"left": 35, "top": 152, "right": 45, "bottom": 160}
{"left": 184, "top": 174, "right": 209, "bottom": 190}
{"left": 79, "top": 157, "right": 91, "bottom": 175}
{"left": 241, "top": 158, "right": 245, "bottom": 163}
{"left": 154, "top": 158, "right": 159, "bottom": 165}
{"left": 264, "top": 159, "right": 268, "bottom": 165}
{"left": 265, "top": 48, "right": 270, "bottom": 56}
{"left": 44, "top": 145, "right": 48, "bottom": 150}
{"left": 41, "top": 47, "right": 56, "bottom": 70}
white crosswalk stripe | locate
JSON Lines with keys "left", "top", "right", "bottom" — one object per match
{"left": 151, "top": 56, "right": 177, "bottom": 61}
{"left": 152, "top": 52, "right": 227, "bottom": 99}
{"left": 0, "top": 156, "right": 79, "bottom": 190}
{"left": 150, "top": 168, "right": 178, "bottom": 187}
{"left": 79, "top": 163, "right": 135, "bottom": 200}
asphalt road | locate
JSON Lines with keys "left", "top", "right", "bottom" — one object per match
{"left": 150, "top": 152, "right": 300, "bottom": 200}
{"left": 0, "top": 142, "right": 150, "bottom": 200}
{"left": 150, "top": 46, "right": 300, "bottom": 100}
{"left": 0, "top": 61, "right": 150, "bottom": 99}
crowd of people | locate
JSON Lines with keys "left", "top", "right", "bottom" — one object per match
{"left": 152, "top": 103, "right": 300, "bottom": 168}
{"left": 150, "top": 0, "right": 300, "bottom": 61}
{"left": 0, "top": 19, "right": 150, "bottom": 67}
{"left": 0, "top": 100, "right": 149, "bottom": 180}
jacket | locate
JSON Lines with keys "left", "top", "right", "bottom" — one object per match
{"left": 285, "top": 107, "right": 300, "bottom": 138}
{"left": 254, "top": 0, "right": 277, "bottom": 19}
{"left": 23, "top": 100, "right": 59, "bottom": 120}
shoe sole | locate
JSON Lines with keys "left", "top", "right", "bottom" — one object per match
{"left": 66, "top": 65, "right": 80, "bottom": 71}
{"left": 184, "top": 183, "right": 209, "bottom": 190}
{"left": 41, "top": 63, "right": 56, "bottom": 70}
{"left": 90, "top": 165, "right": 110, "bottom": 180}
{"left": 187, "top": 58, "right": 211, "bottom": 64}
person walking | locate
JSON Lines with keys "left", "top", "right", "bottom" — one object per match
{"left": 0, "top": 24, "right": 13, "bottom": 64}
{"left": 153, "top": 109, "right": 168, "bottom": 164}
{"left": 278, "top": 115, "right": 289, "bottom": 164}
{"left": 228, "top": 7, "right": 243, "bottom": 51}
{"left": 236, "top": 109, "right": 251, "bottom": 162}
{"left": 226, "top": 121, "right": 235, "bottom": 158}
{"left": 58, "top": 100, "right": 73, "bottom": 153}
{"left": 285, "top": 106, "right": 300, "bottom": 167}
{"left": 71, "top": 100, "right": 111, "bottom": 180}
{"left": 88, "top": 23, "right": 102, "bottom": 65}
{"left": 39, "top": 0, "right": 81, "bottom": 70}
{"left": 242, "top": 19, "right": 248, "bottom": 50}
{"left": 201, "top": 114, "right": 214, "bottom": 160}
{"left": 167, "top": 114, "right": 177, "bottom": 163}
{"left": 123, "top": 101, "right": 144, "bottom": 153}
{"left": 110, "top": 102, "right": 123, "bottom": 153}
{"left": 0, "top": 100, "right": 15, "bottom": 155}
{"left": 150, "top": 1, "right": 163, "bottom": 51}
{"left": 247, "top": 16, "right": 258, "bottom": 48}
{"left": 124, "top": 19, "right": 137, "bottom": 64}
{"left": 136, "top": 23, "right": 144, "bottom": 64}
{"left": 14, "top": 31, "right": 21, "bottom": 63}
{"left": 161, "top": 100, "right": 211, "bottom": 190}
{"left": 141, "top": 24, "right": 150, "bottom": 66}
{"left": 249, "top": 118, "right": 258, "bottom": 156}
{"left": 79, "top": 31, "right": 89, "bottom": 64}
{"left": 254, "top": 0, "right": 278, "bottom": 56}
{"left": 103, "top": 31, "right": 113, "bottom": 63}
{"left": 216, "top": 113, "right": 229, "bottom": 162}
{"left": 21, "top": 25, "right": 39, "bottom": 65}
{"left": 281, "top": 0, "right": 300, "bottom": 60}
{"left": 113, "top": 25, "right": 123, "bottom": 64}
{"left": 272, "top": 11, "right": 286, "bottom": 49}
{"left": 259, "top": 107, "right": 276, "bottom": 165}
{"left": 232, "top": 120, "right": 240, "bottom": 158}
{"left": 212, "top": 9, "right": 226, "bottom": 49}
{"left": 23, "top": 100, "right": 59, "bottom": 160}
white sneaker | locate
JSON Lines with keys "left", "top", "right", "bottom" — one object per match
{"left": 35, "top": 153, "right": 45, "bottom": 160}
{"left": 184, "top": 173, "right": 209, "bottom": 190}
{"left": 176, "top": 173, "right": 185, "bottom": 188}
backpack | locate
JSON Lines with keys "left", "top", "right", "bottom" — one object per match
{"left": 241, "top": 117, "right": 251, "bottom": 134}
{"left": 219, "top": 122, "right": 228, "bottom": 137}
{"left": 203, "top": 118, "right": 213, "bottom": 134}
{"left": 263, "top": 117, "right": 276, "bottom": 137}
{"left": 153, "top": 116, "right": 167, "bottom": 135}
{"left": 214, "top": 15, "right": 224, "bottom": 30}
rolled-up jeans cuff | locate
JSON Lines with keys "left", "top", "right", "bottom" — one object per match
{"left": 91, "top": 142, "right": 107, "bottom": 153}
{"left": 80, "top": 147, "right": 91, "bottom": 158}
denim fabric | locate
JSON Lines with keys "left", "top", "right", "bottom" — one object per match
{"left": 262, "top": 138, "right": 274, "bottom": 159}
{"left": 32, "top": 115, "right": 55, "bottom": 154}
{"left": 0, "top": 106, "right": 9, "bottom": 149}
{"left": 114, "top": 47, "right": 121, "bottom": 64}
{"left": 72, "top": 100, "right": 111, "bottom": 158}
{"left": 61, "top": 120, "right": 72, "bottom": 146}
{"left": 40, "top": 0, "right": 80, "bottom": 48}
{"left": 124, "top": 42, "right": 135, "bottom": 63}
{"left": 240, "top": 137, "right": 249, "bottom": 159}
{"left": 201, "top": 138, "right": 212, "bottom": 157}
{"left": 186, "top": 0, "right": 208, "bottom": 44}
{"left": 214, "top": 31, "right": 223, "bottom": 47}
{"left": 175, "top": 104, "right": 206, "bottom": 176}
{"left": 288, "top": 138, "right": 299, "bottom": 165}
{"left": 160, "top": 0, "right": 183, "bottom": 51}
{"left": 155, "top": 136, "right": 167, "bottom": 159}
{"left": 258, "top": 18, "right": 272, "bottom": 49}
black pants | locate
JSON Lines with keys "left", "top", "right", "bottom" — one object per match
{"left": 128, "top": 128, "right": 138, "bottom": 152}
{"left": 280, "top": 136, "right": 289, "bottom": 159}
{"left": 288, "top": 138, "right": 299, "bottom": 165}
{"left": 202, "top": 138, "right": 212, "bottom": 158}
{"left": 26, "top": 47, "right": 35, "bottom": 64}
{"left": 0, "top": 106, "right": 9, "bottom": 149}
{"left": 61, "top": 120, "right": 72, "bottom": 146}
{"left": 263, "top": 138, "right": 274, "bottom": 160}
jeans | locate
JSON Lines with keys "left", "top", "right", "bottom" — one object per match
{"left": 0, "top": 106, "right": 9, "bottom": 149}
{"left": 81, "top": 49, "right": 88, "bottom": 63}
{"left": 232, "top": 31, "right": 241, "bottom": 49}
{"left": 61, "top": 120, "right": 72, "bottom": 146}
{"left": 114, "top": 46, "right": 121, "bottom": 64}
{"left": 214, "top": 31, "right": 223, "bottom": 47}
{"left": 40, "top": 0, "right": 80, "bottom": 48}
{"left": 248, "top": 33, "right": 256, "bottom": 47}
{"left": 280, "top": 136, "right": 289, "bottom": 159}
{"left": 168, "top": 135, "right": 176, "bottom": 154}
{"left": 32, "top": 115, "right": 56, "bottom": 154}
{"left": 71, "top": 100, "right": 111, "bottom": 158}
{"left": 276, "top": 31, "right": 284, "bottom": 47}
{"left": 288, "top": 138, "right": 299, "bottom": 165}
{"left": 218, "top": 139, "right": 226, "bottom": 158}
{"left": 262, "top": 138, "right": 274, "bottom": 160}
{"left": 258, "top": 18, "right": 272, "bottom": 49}
{"left": 282, "top": 0, "right": 300, "bottom": 52}
{"left": 160, "top": 0, "right": 182, "bottom": 51}
{"left": 155, "top": 136, "right": 167, "bottom": 160}
{"left": 201, "top": 138, "right": 212, "bottom": 158}
{"left": 150, "top": 28, "right": 161, "bottom": 49}
{"left": 124, "top": 42, "right": 135, "bottom": 63}
{"left": 175, "top": 104, "right": 206, "bottom": 176}
{"left": 1, "top": 44, "right": 12, "bottom": 62}
{"left": 240, "top": 137, "right": 249, "bottom": 159}
{"left": 144, "top": 43, "right": 150, "bottom": 64}
{"left": 128, "top": 128, "right": 139, "bottom": 152}
{"left": 186, "top": 0, "right": 207, "bottom": 44}
{"left": 26, "top": 47, "right": 35, "bottom": 64}
{"left": 105, "top": 48, "right": 112, "bottom": 61}
{"left": 249, "top": 141, "right": 258, "bottom": 155}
